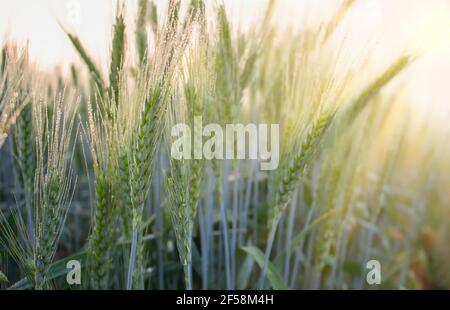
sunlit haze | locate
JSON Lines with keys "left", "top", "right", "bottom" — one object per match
{"left": 1, "top": 0, "right": 449, "bottom": 117}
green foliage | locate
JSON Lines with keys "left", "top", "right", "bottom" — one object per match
{"left": 241, "top": 246, "right": 288, "bottom": 290}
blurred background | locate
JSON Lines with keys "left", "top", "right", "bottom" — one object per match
{"left": 0, "top": 0, "right": 449, "bottom": 118}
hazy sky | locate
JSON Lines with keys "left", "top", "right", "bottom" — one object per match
{"left": 0, "top": 0, "right": 449, "bottom": 116}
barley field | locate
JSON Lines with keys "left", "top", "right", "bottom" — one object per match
{"left": 0, "top": 0, "right": 450, "bottom": 290}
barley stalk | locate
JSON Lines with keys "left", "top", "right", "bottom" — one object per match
{"left": 166, "top": 80, "right": 204, "bottom": 289}
{"left": 259, "top": 110, "right": 334, "bottom": 288}
{"left": 32, "top": 94, "right": 77, "bottom": 289}
{"left": 127, "top": 86, "right": 165, "bottom": 289}
{"left": 125, "top": 1, "right": 195, "bottom": 289}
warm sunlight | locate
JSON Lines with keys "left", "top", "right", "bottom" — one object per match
{"left": 1, "top": 0, "right": 449, "bottom": 113}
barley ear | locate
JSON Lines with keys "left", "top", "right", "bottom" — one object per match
{"left": 148, "top": 1, "right": 158, "bottom": 37}
{"left": 14, "top": 101, "right": 34, "bottom": 194}
{"left": 66, "top": 32, "right": 105, "bottom": 95}
{"left": 33, "top": 95, "right": 78, "bottom": 289}
{"left": 89, "top": 174, "right": 116, "bottom": 289}
{"left": 136, "top": 0, "right": 148, "bottom": 65}
{"left": 271, "top": 111, "right": 335, "bottom": 224}
{"left": 343, "top": 55, "right": 411, "bottom": 123}
{"left": 109, "top": 10, "right": 126, "bottom": 104}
